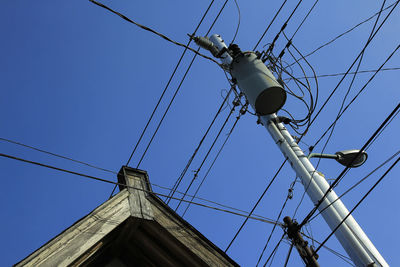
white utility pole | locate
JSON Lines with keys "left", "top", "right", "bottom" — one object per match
{"left": 194, "top": 34, "right": 388, "bottom": 267}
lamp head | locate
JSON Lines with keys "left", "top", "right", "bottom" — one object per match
{"left": 335, "top": 150, "right": 368, "bottom": 168}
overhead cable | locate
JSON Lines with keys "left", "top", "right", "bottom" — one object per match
{"left": 230, "top": 0, "right": 241, "bottom": 44}
{"left": 135, "top": 0, "right": 230, "bottom": 168}
{"left": 225, "top": 160, "right": 287, "bottom": 252}
{"left": 89, "top": 0, "right": 221, "bottom": 66}
{"left": 308, "top": 1, "right": 399, "bottom": 134}
{"left": 0, "top": 137, "right": 115, "bottom": 175}
{"left": 253, "top": 0, "right": 288, "bottom": 50}
{"left": 300, "top": 102, "right": 400, "bottom": 227}
{"left": 125, "top": 0, "right": 216, "bottom": 167}
{"left": 265, "top": 0, "right": 304, "bottom": 55}
{"left": 288, "top": 0, "right": 399, "bottom": 67}
{"left": 289, "top": 67, "right": 400, "bottom": 80}
{"left": 313, "top": 156, "right": 400, "bottom": 255}
{"left": 297, "top": 1, "right": 391, "bottom": 208}
{"left": 165, "top": 86, "right": 234, "bottom": 204}
{"left": 309, "top": 149, "right": 400, "bottom": 223}
{"left": 174, "top": 100, "right": 238, "bottom": 212}
{"left": 291, "top": 43, "right": 399, "bottom": 216}
{"left": 277, "top": 0, "right": 320, "bottom": 59}
{"left": 0, "top": 136, "right": 279, "bottom": 217}
{"left": 256, "top": 187, "right": 292, "bottom": 266}
{"left": 301, "top": 232, "right": 355, "bottom": 266}
{"left": 0, "top": 152, "right": 283, "bottom": 226}
{"left": 262, "top": 232, "right": 286, "bottom": 267}
{"left": 181, "top": 104, "right": 246, "bottom": 217}
{"left": 312, "top": 44, "right": 400, "bottom": 149}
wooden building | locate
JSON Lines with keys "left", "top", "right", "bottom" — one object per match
{"left": 15, "top": 166, "right": 238, "bottom": 267}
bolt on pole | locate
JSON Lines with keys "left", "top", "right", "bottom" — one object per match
{"left": 194, "top": 33, "right": 388, "bottom": 267}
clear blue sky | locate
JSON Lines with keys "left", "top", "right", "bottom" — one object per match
{"left": 1, "top": 0, "right": 399, "bottom": 266}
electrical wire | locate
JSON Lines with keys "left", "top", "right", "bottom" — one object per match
{"left": 283, "top": 242, "right": 294, "bottom": 267}
{"left": 301, "top": 232, "right": 355, "bottom": 266}
{"left": 135, "top": 0, "right": 230, "bottom": 169}
{"left": 262, "top": 232, "right": 286, "bottom": 267}
{"left": 288, "top": 67, "right": 400, "bottom": 80}
{"left": 313, "top": 156, "right": 400, "bottom": 256}
{"left": 296, "top": 1, "right": 390, "bottom": 210}
{"left": 253, "top": 0, "right": 288, "bottom": 50}
{"left": 230, "top": 0, "right": 241, "bottom": 45}
{"left": 181, "top": 105, "right": 245, "bottom": 217}
{"left": 288, "top": 0, "right": 399, "bottom": 67}
{"left": 0, "top": 152, "right": 284, "bottom": 226}
{"left": 315, "top": 0, "right": 387, "bottom": 154}
{"left": 277, "top": 0, "right": 320, "bottom": 59}
{"left": 0, "top": 137, "right": 115, "bottom": 175}
{"left": 0, "top": 136, "right": 281, "bottom": 219}
{"left": 224, "top": 160, "right": 287, "bottom": 252}
{"left": 256, "top": 187, "right": 292, "bottom": 266}
{"left": 308, "top": 149, "right": 400, "bottom": 223}
{"left": 166, "top": 86, "right": 234, "bottom": 204}
{"left": 89, "top": 0, "right": 221, "bottom": 66}
{"left": 287, "top": 4, "right": 400, "bottom": 212}
{"left": 291, "top": 43, "right": 400, "bottom": 218}
{"left": 312, "top": 44, "right": 400, "bottom": 149}
{"left": 264, "top": 0, "right": 304, "bottom": 55}
{"left": 174, "top": 100, "right": 238, "bottom": 212}
{"left": 165, "top": 86, "right": 234, "bottom": 204}
{"left": 300, "top": 102, "right": 400, "bottom": 227}
{"left": 307, "top": 0, "right": 399, "bottom": 129}
{"left": 125, "top": 0, "right": 216, "bottom": 167}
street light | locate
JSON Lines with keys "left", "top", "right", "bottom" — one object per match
{"left": 308, "top": 150, "right": 368, "bottom": 168}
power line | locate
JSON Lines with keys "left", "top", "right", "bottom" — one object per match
{"left": 225, "top": 160, "right": 287, "bottom": 252}
{"left": 288, "top": 67, "right": 400, "bottom": 80}
{"left": 277, "top": 0, "right": 320, "bottom": 59}
{"left": 296, "top": 1, "right": 391, "bottom": 213}
{"left": 288, "top": 0, "right": 399, "bottom": 67}
{"left": 256, "top": 189, "right": 291, "bottom": 266}
{"left": 262, "top": 232, "right": 286, "bottom": 267}
{"left": 253, "top": 0, "right": 288, "bottom": 50}
{"left": 0, "top": 152, "right": 283, "bottom": 226}
{"left": 265, "top": 0, "right": 305, "bottom": 55}
{"left": 309, "top": 149, "right": 400, "bottom": 224}
{"left": 283, "top": 243, "right": 294, "bottom": 267}
{"left": 300, "top": 102, "right": 400, "bottom": 227}
{"left": 313, "top": 155, "right": 400, "bottom": 256}
{"left": 174, "top": 101, "right": 238, "bottom": 212}
{"left": 230, "top": 0, "right": 241, "bottom": 45}
{"left": 181, "top": 105, "right": 246, "bottom": 217}
{"left": 312, "top": 44, "right": 400, "bottom": 149}
{"left": 89, "top": 0, "right": 221, "bottom": 66}
{"left": 125, "top": 0, "right": 216, "bottom": 167}
{"left": 308, "top": 1, "right": 399, "bottom": 130}
{"left": 291, "top": 43, "right": 400, "bottom": 218}
{"left": 165, "top": 86, "right": 234, "bottom": 204}
{"left": 314, "top": 0, "right": 388, "bottom": 157}
{"left": 301, "top": 232, "right": 355, "bottom": 266}
{"left": 135, "top": 0, "right": 230, "bottom": 169}
{"left": 0, "top": 137, "right": 116, "bottom": 175}
{"left": 1, "top": 136, "right": 280, "bottom": 218}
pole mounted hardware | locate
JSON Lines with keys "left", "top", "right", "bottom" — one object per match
{"left": 284, "top": 216, "right": 320, "bottom": 267}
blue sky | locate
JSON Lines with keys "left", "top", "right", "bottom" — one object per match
{"left": 1, "top": 0, "right": 399, "bottom": 266}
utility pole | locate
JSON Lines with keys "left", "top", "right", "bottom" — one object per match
{"left": 284, "top": 216, "right": 320, "bottom": 267}
{"left": 193, "top": 34, "right": 388, "bottom": 267}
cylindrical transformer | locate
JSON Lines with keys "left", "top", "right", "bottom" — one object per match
{"left": 230, "top": 52, "right": 286, "bottom": 115}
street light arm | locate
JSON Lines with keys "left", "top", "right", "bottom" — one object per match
{"left": 308, "top": 153, "right": 339, "bottom": 160}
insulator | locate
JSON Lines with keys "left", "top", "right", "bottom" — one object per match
{"left": 193, "top": 36, "right": 219, "bottom": 57}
